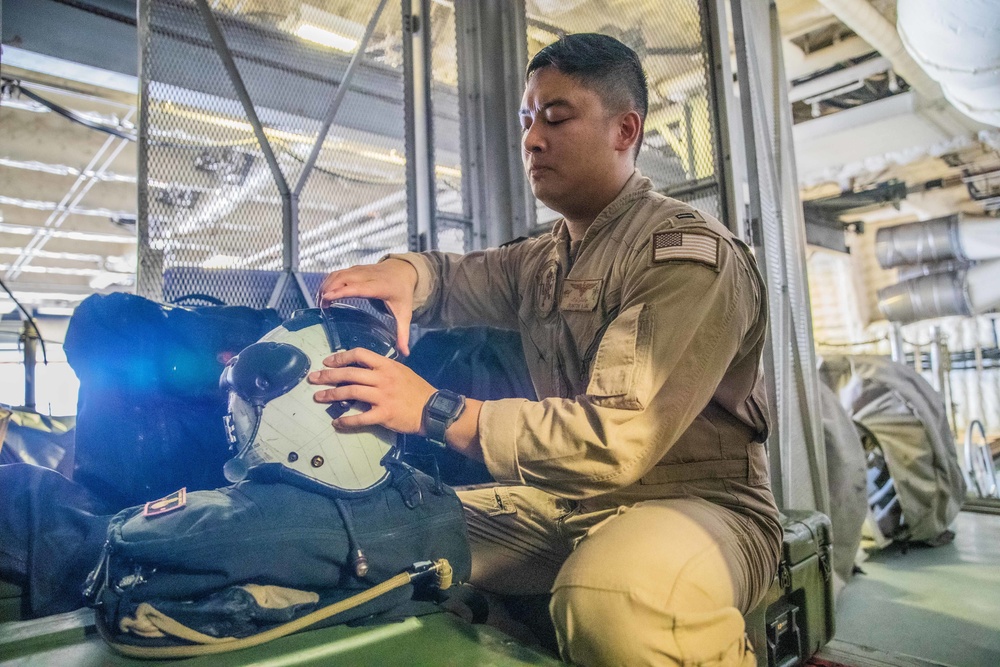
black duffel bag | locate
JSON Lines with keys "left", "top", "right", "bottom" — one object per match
{"left": 87, "top": 464, "right": 471, "bottom": 659}
{"left": 64, "top": 293, "right": 282, "bottom": 508}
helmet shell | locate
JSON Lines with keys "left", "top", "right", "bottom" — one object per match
{"left": 223, "top": 305, "right": 398, "bottom": 495}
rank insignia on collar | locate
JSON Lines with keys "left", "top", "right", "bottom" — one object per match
{"left": 143, "top": 488, "right": 188, "bottom": 518}
{"left": 651, "top": 231, "right": 719, "bottom": 269}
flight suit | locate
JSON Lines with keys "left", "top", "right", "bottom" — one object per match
{"left": 389, "top": 171, "right": 781, "bottom": 666}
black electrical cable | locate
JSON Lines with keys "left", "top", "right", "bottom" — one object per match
{"left": 2, "top": 78, "right": 136, "bottom": 142}
{"left": 0, "top": 276, "right": 48, "bottom": 365}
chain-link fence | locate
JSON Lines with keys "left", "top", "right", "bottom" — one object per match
{"left": 137, "top": 0, "right": 416, "bottom": 314}
{"left": 136, "top": 0, "right": 726, "bottom": 312}
{"left": 524, "top": 0, "right": 721, "bottom": 227}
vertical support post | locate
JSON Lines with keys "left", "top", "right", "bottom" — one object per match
{"left": 454, "top": 0, "right": 532, "bottom": 249}
{"left": 929, "top": 325, "right": 943, "bottom": 392}
{"left": 403, "top": 0, "right": 437, "bottom": 251}
{"left": 888, "top": 321, "right": 905, "bottom": 362}
{"left": 703, "top": 0, "right": 746, "bottom": 238}
{"left": 135, "top": 0, "right": 162, "bottom": 302}
{"left": 22, "top": 321, "right": 38, "bottom": 412}
{"left": 729, "top": 0, "right": 784, "bottom": 508}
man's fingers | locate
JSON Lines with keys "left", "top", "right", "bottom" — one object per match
{"left": 392, "top": 308, "right": 412, "bottom": 357}
{"left": 312, "top": 384, "right": 378, "bottom": 406}
{"left": 334, "top": 409, "right": 382, "bottom": 429}
{"left": 307, "top": 366, "right": 375, "bottom": 387}
{"left": 320, "top": 347, "right": 384, "bottom": 369}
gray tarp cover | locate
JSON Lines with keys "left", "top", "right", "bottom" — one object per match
{"left": 820, "top": 356, "right": 966, "bottom": 543}
{"left": 818, "top": 383, "right": 867, "bottom": 591}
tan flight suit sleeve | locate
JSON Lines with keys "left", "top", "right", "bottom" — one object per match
{"left": 384, "top": 245, "right": 530, "bottom": 329}
{"left": 478, "top": 228, "right": 763, "bottom": 499}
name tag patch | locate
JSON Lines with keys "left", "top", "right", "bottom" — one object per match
{"left": 560, "top": 279, "right": 602, "bottom": 311}
{"left": 651, "top": 231, "right": 719, "bottom": 269}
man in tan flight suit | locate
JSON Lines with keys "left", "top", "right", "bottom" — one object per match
{"left": 311, "top": 33, "right": 781, "bottom": 666}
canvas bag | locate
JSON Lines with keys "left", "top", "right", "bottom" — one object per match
{"left": 86, "top": 464, "right": 471, "bottom": 659}
{"left": 820, "top": 356, "right": 966, "bottom": 544}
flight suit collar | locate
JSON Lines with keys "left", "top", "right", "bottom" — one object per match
{"left": 551, "top": 169, "right": 653, "bottom": 249}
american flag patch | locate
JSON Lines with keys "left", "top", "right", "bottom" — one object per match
{"left": 651, "top": 231, "right": 719, "bottom": 268}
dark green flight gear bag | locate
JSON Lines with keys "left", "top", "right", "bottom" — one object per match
{"left": 84, "top": 465, "right": 471, "bottom": 659}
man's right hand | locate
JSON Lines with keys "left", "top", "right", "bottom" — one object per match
{"left": 318, "top": 259, "right": 419, "bottom": 356}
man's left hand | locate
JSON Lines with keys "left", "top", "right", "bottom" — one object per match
{"left": 308, "top": 347, "right": 435, "bottom": 434}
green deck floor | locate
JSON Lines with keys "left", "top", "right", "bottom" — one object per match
{"left": 0, "top": 608, "right": 561, "bottom": 666}
{"left": 829, "top": 509, "right": 1000, "bottom": 667}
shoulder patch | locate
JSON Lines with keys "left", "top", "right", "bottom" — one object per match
{"left": 650, "top": 230, "right": 719, "bottom": 269}
{"left": 143, "top": 487, "right": 187, "bottom": 518}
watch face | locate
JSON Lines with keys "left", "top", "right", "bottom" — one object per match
{"left": 430, "top": 392, "right": 462, "bottom": 416}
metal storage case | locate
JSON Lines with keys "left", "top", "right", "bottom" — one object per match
{"left": 745, "top": 510, "right": 836, "bottom": 667}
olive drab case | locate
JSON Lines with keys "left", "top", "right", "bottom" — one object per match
{"left": 745, "top": 510, "right": 835, "bottom": 667}
{"left": 85, "top": 466, "right": 472, "bottom": 658}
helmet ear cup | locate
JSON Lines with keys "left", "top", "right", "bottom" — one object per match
{"left": 227, "top": 342, "right": 310, "bottom": 406}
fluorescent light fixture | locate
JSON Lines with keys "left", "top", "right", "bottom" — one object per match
{"left": 201, "top": 254, "right": 243, "bottom": 269}
{"left": 0, "top": 223, "right": 134, "bottom": 245}
{"left": 295, "top": 24, "right": 359, "bottom": 52}
{"left": 289, "top": 5, "right": 364, "bottom": 52}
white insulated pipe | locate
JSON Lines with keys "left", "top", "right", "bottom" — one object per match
{"left": 877, "top": 260, "right": 1000, "bottom": 323}
{"left": 898, "top": 0, "right": 1000, "bottom": 127}
{"left": 876, "top": 215, "right": 1000, "bottom": 268}
{"left": 814, "top": 0, "right": 942, "bottom": 100}
{"left": 876, "top": 214, "right": 1000, "bottom": 322}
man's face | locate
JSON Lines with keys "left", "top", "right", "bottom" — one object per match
{"left": 519, "top": 67, "right": 627, "bottom": 218}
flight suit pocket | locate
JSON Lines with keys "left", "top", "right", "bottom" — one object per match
{"left": 585, "top": 303, "right": 652, "bottom": 410}
{"left": 485, "top": 487, "right": 517, "bottom": 517}
{"left": 747, "top": 442, "right": 769, "bottom": 486}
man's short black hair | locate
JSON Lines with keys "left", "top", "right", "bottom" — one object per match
{"left": 526, "top": 33, "right": 648, "bottom": 158}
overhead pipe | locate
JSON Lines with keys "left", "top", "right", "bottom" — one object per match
{"left": 876, "top": 214, "right": 1000, "bottom": 268}
{"left": 877, "top": 259, "right": 1000, "bottom": 323}
{"left": 813, "top": 0, "right": 941, "bottom": 100}
{"left": 898, "top": 0, "right": 1000, "bottom": 127}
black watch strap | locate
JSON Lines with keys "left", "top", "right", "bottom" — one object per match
{"left": 423, "top": 390, "right": 466, "bottom": 446}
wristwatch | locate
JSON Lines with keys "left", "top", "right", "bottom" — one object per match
{"left": 422, "top": 389, "right": 466, "bottom": 446}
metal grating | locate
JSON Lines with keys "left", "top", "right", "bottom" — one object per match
{"left": 735, "top": 0, "right": 828, "bottom": 512}
{"left": 137, "top": 0, "right": 415, "bottom": 314}
{"left": 523, "top": 0, "right": 721, "bottom": 224}
{"left": 427, "top": 1, "right": 470, "bottom": 254}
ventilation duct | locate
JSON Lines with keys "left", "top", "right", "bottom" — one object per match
{"left": 898, "top": 0, "right": 1000, "bottom": 127}
{"left": 877, "top": 262, "right": 1000, "bottom": 323}
{"left": 875, "top": 214, "right": 1000, "bottom": 268}
{"left": 876, "top": 214, "right": 1000, "bottom": 323}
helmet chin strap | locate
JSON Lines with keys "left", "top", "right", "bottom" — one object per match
{"left": 320, "top": 305, "right": 354, "bottom": 416}
{"left": 223, "top": 404, "right": 263, "bottom": 483}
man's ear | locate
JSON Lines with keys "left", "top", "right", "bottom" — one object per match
{"left": 614, "top": 110, "right": 643, "bottom": 154}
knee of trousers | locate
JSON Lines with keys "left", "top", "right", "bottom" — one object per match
{"left": 549, "top": 584, "right": 753, "bottom": 667}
